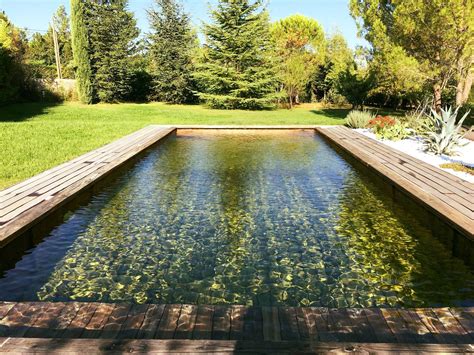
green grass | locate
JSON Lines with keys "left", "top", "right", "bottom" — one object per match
{"left": 0, "top": 101, "right": 347, "bottom": 189}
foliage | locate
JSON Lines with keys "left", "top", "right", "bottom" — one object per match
{"left": 345, "top": 109, "right": 374, "bottom": 128}
{"left": 270, "top": 14, "right": 325, "bottom": 107}
{"left": 423, "top": 107, "right": 471, "bottom": 155}
{"left": 27, "top": 6, "right": 74, "bottom": 79}
{"left": 148, "top": 0, "right": 197, "bottom": 104}
{"left": 194, "top": 0, "right": 277, "bottom": 110}
{"left": 0, "top": 13, "right": 28, "bottom": 105}
{"left": 350, "top": 0, "right": 474, "bottom": 108}
{"left": 368, "top": 46, "right": 425, "bottom": 106}
{"left": 336, "top": 63, "right": 373, "bottom": 109}
{"left": 87, "top": 1, "right": 139, "bottom": 103}
{"left": 368, "top": 115, "right": 411, "bottom": 140}
{"left": 439, "top": 163, "right": 474, "bottom": 176}
{"left": 70, "top": 0, "right": 94, "bottom": 104}
{"left": 312, "top": 31, "right": 353, "bottom": 103}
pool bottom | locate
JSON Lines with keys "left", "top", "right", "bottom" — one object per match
{"left": 0, "top": 130, "right": 473, "bottom": 308}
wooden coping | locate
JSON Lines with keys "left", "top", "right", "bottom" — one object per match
{"left": 0, "top": 302, "right": 474, "bottom": 346}
{"left": 0, "top": 126, "right": 176, "bottom": 248}
{"left": 316, "top": 126, "right": 474, "bottom": 240}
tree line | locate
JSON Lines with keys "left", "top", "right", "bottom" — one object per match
{"left": 0, "top": 0, "right": 472, "bottom": 110}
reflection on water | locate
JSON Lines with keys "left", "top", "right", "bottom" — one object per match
{"left": 0, "top": 130, "right": 473, "bottom": 307}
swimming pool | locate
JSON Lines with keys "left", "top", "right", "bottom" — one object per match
{"left": 1, "top": 130, "right": 472, "bottom": 307}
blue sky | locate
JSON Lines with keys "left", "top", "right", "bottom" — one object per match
{"left": 0, "top": 0, "right": 365, "bottom": 48}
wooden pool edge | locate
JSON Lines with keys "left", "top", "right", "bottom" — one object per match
{"left": 316, "top": 127, "right": 474, "bottom": 247}
{"left": 1, "top": 301, "right": 474, "bottom": 349}
{"left": 0, "top": 126, "right": 177, "bottom": 251}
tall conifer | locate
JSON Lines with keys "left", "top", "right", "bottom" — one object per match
{"left": 70, "top": 0, "right": 94, "bottom": 103}
{"left": 195, "top": 0, "right": 277, "bottom": 110}
{"left": 148, "top": 0, "right": 196, "bottom": 103}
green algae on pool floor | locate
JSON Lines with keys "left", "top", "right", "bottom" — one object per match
{"left": 0, "top": 130, "right": 473, "bottom": 307}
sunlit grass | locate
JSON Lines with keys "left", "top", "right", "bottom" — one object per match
{"left": 0, "top": 101, "right": 347, "bottom": 189}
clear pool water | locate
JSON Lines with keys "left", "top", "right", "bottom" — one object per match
{"left": 1, "top": 130, "right": 473, "bottom": 307}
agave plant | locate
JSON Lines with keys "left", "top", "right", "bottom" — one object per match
{"left": 423, "top": 107, "right": 471, "bottom": 156}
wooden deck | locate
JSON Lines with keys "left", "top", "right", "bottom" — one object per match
{"left": 316, "top": 126, "right": 474, "bottom": 240}
{"left": 0, "top": 126, "right": 175, "bottom": 248}
{"left": 0, "top": 302, "right": 474, "bottom": 346}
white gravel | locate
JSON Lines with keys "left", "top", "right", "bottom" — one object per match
{"left": 355, "top": 129, "right": 474, "bottom": 183}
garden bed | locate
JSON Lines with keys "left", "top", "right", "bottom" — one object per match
{"left": 355, "top": 129, "right": 474, "bottom": 183}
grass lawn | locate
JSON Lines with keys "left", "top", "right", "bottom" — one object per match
{"left": 0, "top": 101, "right": 348, "bottom": 189}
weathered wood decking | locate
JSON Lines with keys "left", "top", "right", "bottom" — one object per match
{"left": 0, "top": 126, "right": 175, "bottom": 248}
{"left": 316, "top": 126, "right": 474, "bottom": 240}
{"left": 0, "top": 302, "right": 473, "bottom": 347}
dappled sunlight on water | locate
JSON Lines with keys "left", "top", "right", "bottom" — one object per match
{"left": 0, "top": 130, "right": 473, "bottom": 307}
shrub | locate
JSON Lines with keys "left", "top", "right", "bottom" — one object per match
{"left": 423, "top": 107, "right": 471, "bottom": 155}
{"left": 345, "top": 110, "right": 374, "bottom": 128}
{"left": 368, "top": 115, "right": 411, "bottom": 141}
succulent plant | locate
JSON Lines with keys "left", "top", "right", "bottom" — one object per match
{"left": 345, "top": 110, "right": 374, "bottom": 129}
{"left": 423, "top": 107, "right": 471, "bottom": 156}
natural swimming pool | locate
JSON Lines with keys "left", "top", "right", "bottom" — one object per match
{"left": 0, "top": 130, "right": 473, "bottom": 307}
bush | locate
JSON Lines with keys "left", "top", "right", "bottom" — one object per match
{"left": 345, "top": 110, "right": 374, "bottom": 128}
{"left": 368, "top": 115, "right": 411, "bottom": 141}
{"left": 423, "top": 107, "right": 471, "bottom": 155}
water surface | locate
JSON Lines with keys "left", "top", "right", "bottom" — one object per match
{"left": 1, "top": 130, "right": 473, "bottom": 307}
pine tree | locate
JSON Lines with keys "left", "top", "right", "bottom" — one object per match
{"left": 195, "top": 0, "right": 277, "bottom": 110}
{"left": 148, "top": 0, "right": 197, "bottom": 103}
{"left": 87, "top": 0, "right": 139, "bottom": 102}
{"left": 70, "top": 0, "right": 95, "bottom": 103}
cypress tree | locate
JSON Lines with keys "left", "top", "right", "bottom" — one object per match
{"left": 70, "top": 0, "right": 95, "bottom": 104}
{"left": 148, "top": 0, "right": 197, "bottom": 103}
{"left": 194, "top": 0, "right": 277, "bottom": 110}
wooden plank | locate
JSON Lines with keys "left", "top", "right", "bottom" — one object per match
{"left": 117, "top": 304, "right": 148, "bottom": 339}
{"left": 0, "top": 303, "right": 15, "bottom": 320}
{"left": 262, "top": 306, "right": 281, "bottom": 341}
{"left": 303, "top": 307, "right": 338, "bottom": 342}
{"left": 381, "top": 308, "right": 419, "bottom": 344}
{"left": 192, "top": 306, "right": 213, "bottom": 340}
{"left": 24, "top": 302, "right": 67, "bottom": 338}
{"left": 449, "top": 308, "right": 474, "bottom": 342}
{"left": 242, "top": 307, "right": 263, "bottom": 341}
{"left": 2, "top": 338, "right": 474, "bottom": 353}
{"left": 295, "top": 307, "right": 310, "bottom": 341}
{"left": 397, "top": 309, "right": 437, "bottom": 343}
{"left": 80, "top": 303, "right": 115, "bottom": 339}
{"left": 327, "top": 308, "right": 360, "bottom": 342}
{"left": 0, "top": 127, "right": 176, "bottom": 247}
{"left": 100, "top": 303, "right": 132, "bottom": 339}
{"left": 211, "top": 305, "right": 231, "bottom": 340}
{"left": 317, "top": 127, "right": 474, "bottom": 238}
{"left": 136, "top": 304, "right": 166, "bottom": 340}
{"left": 415, "top": 308, "right": 452, "bottom": 344}
{"left": 278, "top": 307, "right": 299, "bottom": 341}
{"left": 174, "top": 305, "right": 197, "bottom": 340}
{"left": 0, "top": 302, "right": 45, "bottom": 337}
{"left": 154, "top": 304, "right": 181, "bottom": 339}
{"left": 345, "top": 308, "right": 378, "bottom": 343}
{"left": 362, "top": 308, "right": 397, "bottom": 343}
{"left": 229, "top": 305, "right": 245, "bottom": 340}
{"left": 60, "top": 303, "right": 98, "bottom": 338}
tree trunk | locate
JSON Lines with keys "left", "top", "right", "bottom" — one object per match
{"left": 433, "top": 83, "right": 442, "bottom": 112}
{"left": 456, "top": 72, "right": 473, "bottom": 107}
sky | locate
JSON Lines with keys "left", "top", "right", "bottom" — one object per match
{"left": 0, "top": 0, "right": 366, "bottom": 48}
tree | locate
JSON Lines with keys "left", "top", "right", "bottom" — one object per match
{"left": 312, "top": 31, "right": 353, "bottom": 103}
{"left": 71, "top": 0, "right": 94, "bottom": 103}
{"left": 87, "top": 0, "right": 139, "bottom": 103}
{"left": 0, "top": 12, "right": 27, "bottom": 105}
{"left": 148, "top": 0, "right": 197, "bottom": 103}
{"left": 194, "top": 0, "right": 277, "bottom": 110}
{"left": 270, "top": 14, "right": 325, "bottom": 108}
{"left": 336, "top": 62, "right": 374, "bottom": 109}
{"left": 350, "top": 0, "right": 474, "bottom": 109}
{"left": 27, "top": 5, "right": 74, "bottom": 79}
